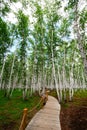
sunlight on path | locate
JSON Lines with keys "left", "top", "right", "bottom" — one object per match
{"left": 25, "top": 96, "right": 61, "bottom": 130}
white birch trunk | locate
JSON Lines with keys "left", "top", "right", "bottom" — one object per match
{"left": 62, "top": 48, "right": 67, "bottom": 101}
{"left": 74, "top": 4, "right": 87, "bottom": 77}
{"left": 7, "top": 53, "right": 16, "bottom": 97}
{"left": 0, "top": 55, "right": 7, "bottom": 88}
{"left": 58, "top": 65, "right": 62, "bottom": 102}
{"left": 51, "top": 30, "right": 60, "bottom": 102}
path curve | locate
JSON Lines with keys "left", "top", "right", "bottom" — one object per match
{"left": 25, "top": 96, "right": 61, "bottom": 130}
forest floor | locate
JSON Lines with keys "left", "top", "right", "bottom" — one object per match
{"left": 60, "top": 90, "right": 87, "bottom": 130}
{"left": 60, "top": 98, "right": 87, "bottom": 130}
{"left": 0, "top": 89, "right": 87, "bottom": 130}
{"left": 49, "top": 89, "right": 87, "bottom": 130}
{"left": 0, "top": 89, "right": 43, "bottom": 130}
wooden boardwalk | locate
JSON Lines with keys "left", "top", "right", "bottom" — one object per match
{"left": 25, "top": 96, "right": 61, "bottom": 130}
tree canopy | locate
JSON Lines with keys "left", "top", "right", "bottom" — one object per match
{"left": 0, "top": 0, "right": 87, "bottom": 100}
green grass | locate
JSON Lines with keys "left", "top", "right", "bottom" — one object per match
{"left": 0, "top": 89, "right": 41, "bottom": 130}
{"left": 49, "top": 88, "right": 87, "bottom": 108}
{"left": 49, "top": 89, "right": 57, "bottom": 98}
{"left": 61, "top": 89, "right": 87, "bottom": 108}
{"left": 74, "top": 89, "right": 87, "bottom": 98}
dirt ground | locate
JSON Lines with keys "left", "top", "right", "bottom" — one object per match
{"left": 60, "top": 98, "right": 87, "bottom": 130}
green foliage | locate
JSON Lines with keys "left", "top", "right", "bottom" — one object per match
{"left": 68, "top": 0, "right": 79, "bottom": 8}
{"left": 80, "top": 10, "right": 87, "bottom": 29}
{"left": 17, "top": 10, "right": 29, "bottom": 38}
{"left": 0, "top": 0, "right": 87, "bottom": 96}
{"left": 15, "top": 10, "right": 30, "bottom": 99}
{"left": 59, "top": 18, "right": 71, "bottom": 37}
{"left": 0, "top": 1, "right": 10, "bottom": 16}
{"left": 0, "top": 18, "right": 11, "bottom": 65}
{"left": 10, "top": 0, "right": 18, "bottom": 2}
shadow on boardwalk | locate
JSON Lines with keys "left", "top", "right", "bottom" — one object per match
{"left": 25, "top": 96, "right": 61, "bottom": 130}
